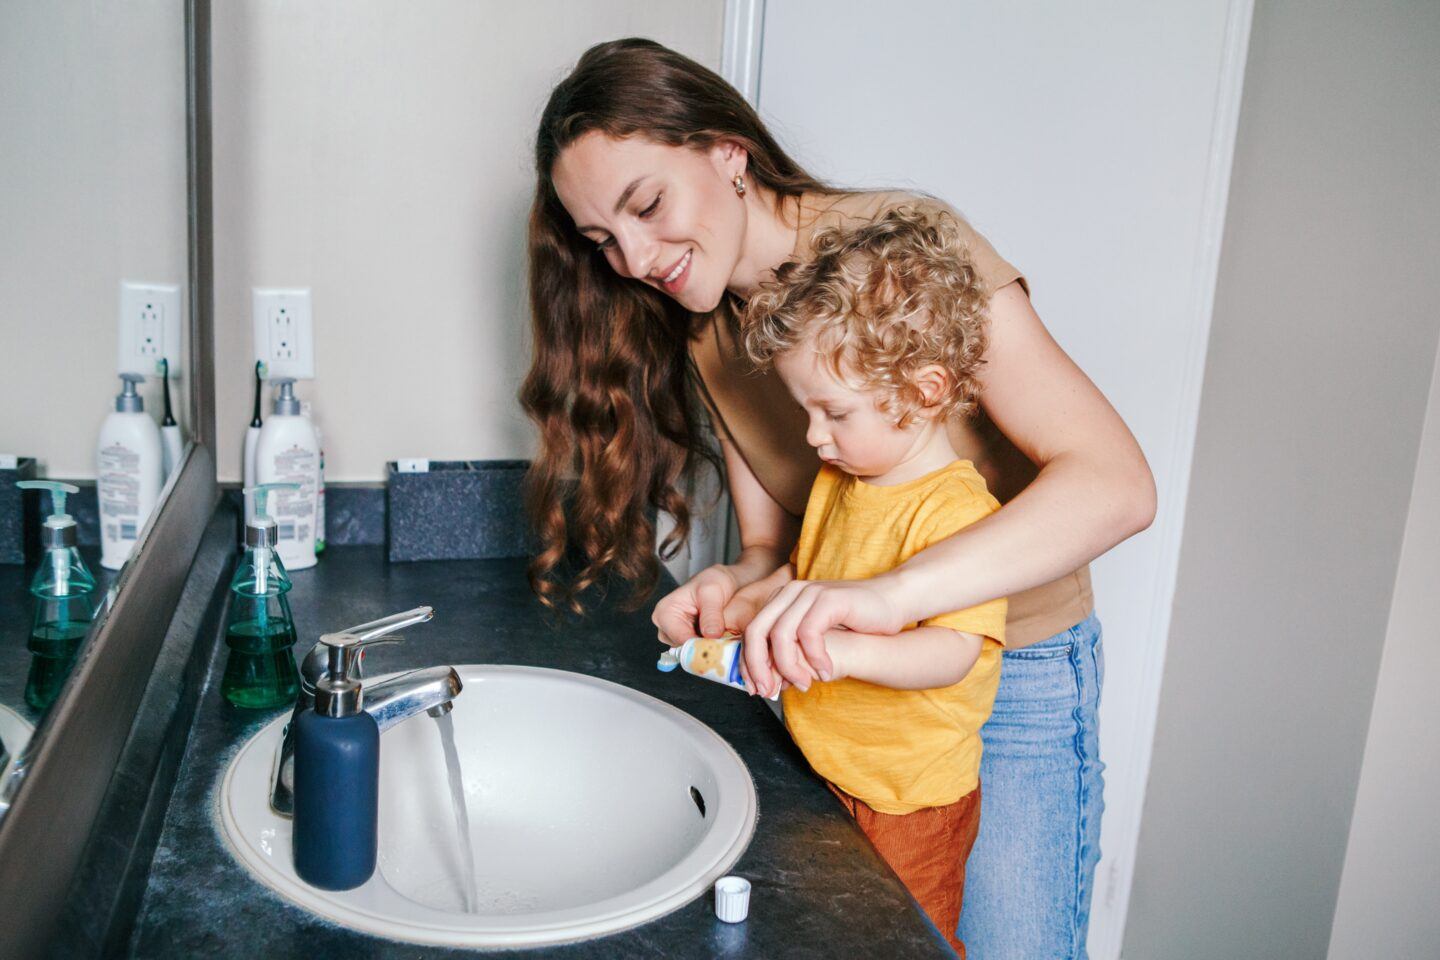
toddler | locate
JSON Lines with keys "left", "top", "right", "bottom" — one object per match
{"left": 740, "top": 206, "right": 1006, "bottom": 957}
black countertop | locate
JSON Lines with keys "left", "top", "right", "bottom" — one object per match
{"left": 126, "top": 545, "right": 953, "bottom": 958}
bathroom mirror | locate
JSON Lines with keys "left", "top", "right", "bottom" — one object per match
{"left": 0, "top": 0, "right": 214, "bottom": 853}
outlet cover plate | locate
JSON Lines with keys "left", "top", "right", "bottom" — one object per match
{"left": 252, "top": 288, "right": 315, "bottom": 379}
{"left": 118, "top": 281, "right": 182, "bottom": 377}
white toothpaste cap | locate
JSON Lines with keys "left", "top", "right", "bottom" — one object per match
{"left": 714, "top": 875, "right": 751, "bottom": 923}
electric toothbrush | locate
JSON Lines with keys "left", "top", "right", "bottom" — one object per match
{"left": 158, "top": 358, "right": 183, "bottom": 480}
{"left": 243, "top": 361, "right": 266, "bottom": 528}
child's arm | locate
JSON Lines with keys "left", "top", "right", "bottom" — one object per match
{"left": 821, "top": 626, "right": 985, "bottom": 691}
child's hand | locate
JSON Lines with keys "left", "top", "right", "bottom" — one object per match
{"left": 722, "top": 573, "right": 788, "bottom": 637}
{"left": 736, "top": 655, "right": 790, "bottom": 700}
{"left": 743, "top": 579, "right": 837, "bottom": 694}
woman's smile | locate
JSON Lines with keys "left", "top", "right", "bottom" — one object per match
{"left": 655, "top": 248, "right": 693, "bottom": 295}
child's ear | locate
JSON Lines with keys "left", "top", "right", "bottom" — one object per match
{"left": 915, "top": 364, "right": 950, "bottom": 410}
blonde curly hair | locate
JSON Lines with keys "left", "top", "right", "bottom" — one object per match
{"left": 743, "top": 205, "right": 990, "bottom": 427}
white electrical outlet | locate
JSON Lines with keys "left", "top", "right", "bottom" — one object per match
{"left": 118, "top": 282, "right": 182, "bottom": 376}
{"left": 252, "top": 288, "right": 315, "bottom": 379}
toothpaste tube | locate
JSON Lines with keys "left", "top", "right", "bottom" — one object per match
{"left": 657, "top": 636, "right": 778, "bottom": 700}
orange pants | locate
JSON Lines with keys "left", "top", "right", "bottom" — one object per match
{"left": 827, "top": 782, "right": 981, "bottom": 958}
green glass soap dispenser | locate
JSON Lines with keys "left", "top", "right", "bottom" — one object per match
{"left": 223, "top": 483, "right": 302, "bottom": 709}
{"left": 15, "top": 481, "right": 100, "bottom": 710}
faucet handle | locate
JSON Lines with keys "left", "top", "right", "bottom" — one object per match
{"left": 342, "top": 606, "right": 434, "bottom": 642}
{"left": 299, "top": 635, "right": 402, "bottom": 694}
{"left": 299, "top": 606, "right": 435, "bottom": 691}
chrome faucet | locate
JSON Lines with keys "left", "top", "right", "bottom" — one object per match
{"left": 269, "top": 605, "right": 463, "bottom": 816}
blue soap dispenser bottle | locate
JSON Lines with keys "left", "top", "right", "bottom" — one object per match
{"left": 293, "top": 631, "right": 379, "bottom": 890}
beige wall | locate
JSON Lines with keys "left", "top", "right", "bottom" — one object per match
{"left": 1125, "top": 1, "right": 1440, "bottom": 956}
{"left": 0, "top": 1, "right": 190, "bottom": 479}
{"left": 1327, "top": 319, "right": 1440, "bottom": 953}
{"left": 211, "top": 2, "right": 724, "bottom": 482}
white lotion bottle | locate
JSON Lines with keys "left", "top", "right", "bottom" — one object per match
{"left": 254, "top": 377, "right": 319, "bottom": 570}
{"left": 98, "top": 372, "right": 164, "bottom": 569}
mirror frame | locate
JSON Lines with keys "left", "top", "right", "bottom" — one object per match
{"left": 0, "top": 0, "right": 216, "bottom": 950}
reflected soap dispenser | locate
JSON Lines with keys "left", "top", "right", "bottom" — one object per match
{"left": 16, "top": 481, "right": 99, "bottom": 710}
{"left": 293, "top": 631, "right": 380, "bottom": 891}
{"left": 98, "top": 371, "right": 164, "bottom": 570}
{"left": 222, "top": 483, "right": 301, "bottom": 709}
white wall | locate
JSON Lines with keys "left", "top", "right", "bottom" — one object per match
{"left": 1126, "top": 1, "right": 1440, "bottom": 955}
{"left": 1325, "top": 15, "right": 1440, "bottom": 950}
{"left": 755, "top": 3, "right": 1247, "bottom": 954}
{"left": 1328, "top": 316, "right": 1440, "bottom": 959}
{"left": 211, "top": 1, "right": 725, "bottom": 482}
{"left": 0, "top": 0, "right": 190, "bottom": 478}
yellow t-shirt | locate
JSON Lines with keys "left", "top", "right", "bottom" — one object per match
{"left": 781, "top": 461, "right": 1007, "bottom": 814}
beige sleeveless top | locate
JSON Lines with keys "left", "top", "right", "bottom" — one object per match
{"left": 688, "top": 190, "right": 1093, "bottom": 648}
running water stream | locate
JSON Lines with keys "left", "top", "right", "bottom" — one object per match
{"left": 433, "top": 711, "right": 478, "bottom": 912}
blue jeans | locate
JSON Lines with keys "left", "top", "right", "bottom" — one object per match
{"left": 958, "top": 614, "right": 1105, "bottom": 959}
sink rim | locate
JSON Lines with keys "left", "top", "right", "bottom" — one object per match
{"left": 217, "top": 664, "right": 758, "bottom": 948}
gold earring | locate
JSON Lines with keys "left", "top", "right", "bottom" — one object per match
{"left": 732, "top": 174, "right": 746, "bottom": 197}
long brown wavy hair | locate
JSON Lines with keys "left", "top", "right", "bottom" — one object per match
{"left": 522, "top": 38, "right": 829, "bottom": 612}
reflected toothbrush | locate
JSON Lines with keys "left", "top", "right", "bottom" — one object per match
{"left": 158, "top": 358, "right": 184, "bottom": 479}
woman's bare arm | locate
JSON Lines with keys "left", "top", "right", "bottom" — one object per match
{"left": 886, "top": 281, "right": 1156, "bottom": 617}
{"left": 652, "top": 434, "right": 800, "bottom": 643}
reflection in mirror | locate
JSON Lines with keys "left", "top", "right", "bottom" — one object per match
{"left": 0, "top": 1, "right": 190, "bottom": 794}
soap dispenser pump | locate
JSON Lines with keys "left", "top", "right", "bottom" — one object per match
{"left": 293, "top": 630, "right": 380, "bottom": 891}
{"left": 222, "top": 483, "right": 302, "bottom": 709}
{"left": 16, "top": 481, "right": 99, "bottom": 710}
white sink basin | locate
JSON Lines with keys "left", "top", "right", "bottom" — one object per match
{"left": 219, "top": 665, "right": 757, "bottom": 948}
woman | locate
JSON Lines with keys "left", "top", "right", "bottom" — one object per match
{"left": 522, "top": 38, "right": 1154, "bottom": 959}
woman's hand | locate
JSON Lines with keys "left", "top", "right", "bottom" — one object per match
{"left": 651, "top": 432, "right": 802, "bottom": 646}
{"left": 721, "top": 564, "right": 794, "bottom": 636}
{"left": 651, "top": 564, "right": 741, "bottom": 646}
{"left": 742, "top": 577, "right": 906, "bottom": 697}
